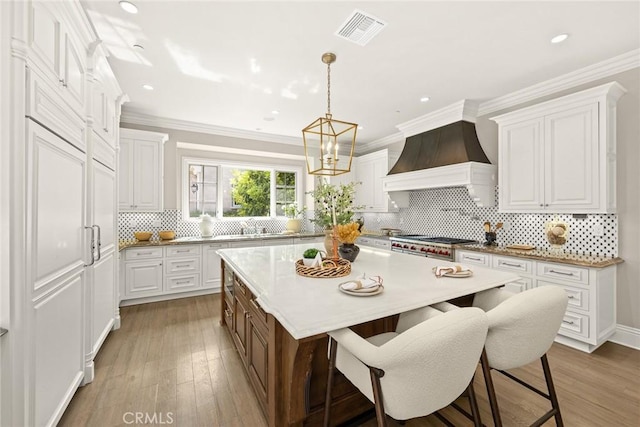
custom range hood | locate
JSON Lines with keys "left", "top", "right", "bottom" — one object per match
{"left": 382, "top": 100, "right": 497, "bottom": 206}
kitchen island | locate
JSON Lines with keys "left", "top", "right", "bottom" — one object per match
{"left": 218, "top": 244, "right": 519, "bottom": 426}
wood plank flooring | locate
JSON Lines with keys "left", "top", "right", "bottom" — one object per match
{"left": 59, "top": 294, "right": 640, "bottom": 427}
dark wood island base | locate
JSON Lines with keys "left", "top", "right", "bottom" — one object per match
{"left": 221, "top": 262, "right": 395, "bottom": 426}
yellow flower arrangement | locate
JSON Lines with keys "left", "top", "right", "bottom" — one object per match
{"left": 335, "top": 222, "right": 361, "bottom": 244}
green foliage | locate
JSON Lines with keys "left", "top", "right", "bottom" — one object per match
{"left": 231, "top": 170, "right": 271, "bottom": 216}
{"left": 307, "top": 180, "right": 362, "bottom": 228}
{"left": 303, "top": 248, "right": 321, "bottom": 258}
{"left": 282, "top": 203, "right": 306, "bottom": 218}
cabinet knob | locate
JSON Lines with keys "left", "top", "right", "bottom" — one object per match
{"left": 539, "top": 204, "right": 544, "bottom": 207}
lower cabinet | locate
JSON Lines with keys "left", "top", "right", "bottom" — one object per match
{"left": 456, "top": 249, "right": 616, "bottom": 353}
{"left": 222, "top": 262, "right": 270, "bottom": 414}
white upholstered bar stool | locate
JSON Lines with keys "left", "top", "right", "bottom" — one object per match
{"left": 434, "top": 286, "right": 568, "bottom": 427}
{"left": 323, "top": 307, "right": 489, "bottom": 427}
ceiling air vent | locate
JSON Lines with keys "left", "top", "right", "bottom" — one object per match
{"left": 335, "top": 9, "right": 387, "bottom": 46}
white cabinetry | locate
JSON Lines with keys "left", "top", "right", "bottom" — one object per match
{"left": 354, "top": 149, "right": 408, "bottom": 212}
{"left": 7, "top": 1, "right": 124, "bottom": 423}
{"left": 492, "top": 82, "right": 626, "bottom": 213}
{"left": 118, "top": 128, "right": 168, "bottom": 211}
{"left": 124, "top": 247, "right": 164, "bottom": 297}
{"left": 26, "top": 1, "right": 86, "bottom": 117}
{"left": 456, "top": 250, "right": 616, "bottom": 352}
{"left": 203, "top": 243, "right": 228, "bottom": 289}
{"left": 357, "top": 236, "right": 391, "bottom": 250}
{"left": 164, "top": 245, "right": 201, "bottom": 293}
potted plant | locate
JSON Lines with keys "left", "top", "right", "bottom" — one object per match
{"left": 282, "top": 203, "right": 306, "bottom": 233}
{"left": 303, "top": 248, "right": 322, "bottom": 266}
{"left": 307, "top": 180, "right": 362, "bottom": 253}
{"left": 335, "top": 222, "right": 362, "bottom": 262}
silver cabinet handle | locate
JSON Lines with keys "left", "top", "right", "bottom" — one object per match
{"left": 176, "top": 280, "right": 190, "bottom": 285}
{"left": 84, "top": 226, "right": 95, "bottom": 266}
{"left": 92, "top": 224, "right": 101, "bottom": 262}
{"left": 176, "top": 249, "right": 190, "bottom": 253}
{"left": 567, "top": 295, "right": 576, "bottom": 299}
{"left": 562, "top": 320, "right": 575, "bottom": 325}
{"left": 175, "top": 264, "right": 190, "bottom": 268}
{"left": 501, "top": 262, "right": 523, "bottom": 268}
{"left": 549, "top": 269, "right": 574, "bottom": 277}
{"left": 539, "top": 204, "right": 544, "bottom": 207}
{"left": 136, "top": 251, "right": 153, "bottom": 255}
{"left": 466, "top": 256, "right": 482, "bottom": 262}
{"left": 0, "top": 327, "right": 7, "bottom": 337}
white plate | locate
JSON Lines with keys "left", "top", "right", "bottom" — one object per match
{"left": 338, "top": 285, "right": 384, "bottom": 297}
{"left": 442, "top": 271, "right": 473, "bottom": 278}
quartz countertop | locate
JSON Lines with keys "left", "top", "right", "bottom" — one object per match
{"left": 458, "top": 244, "right": 623, "bottom": 268}
{"left": 118, "top": 232, "right": 324, "bottom": 251}
{"left": 218, "top": 244, "right": 519, "bottom": 339}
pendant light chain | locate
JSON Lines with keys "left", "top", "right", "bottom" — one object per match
{"left": 326, "top": 61, "right": 331, "bottom": 115}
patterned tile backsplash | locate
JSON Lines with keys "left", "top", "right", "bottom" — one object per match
{"left": 118, "top": 186, "right": 618, "bottom": 257}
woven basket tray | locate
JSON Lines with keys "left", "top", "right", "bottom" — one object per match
{"left": 295, "top": 258, "right": 351, "bottom": 279}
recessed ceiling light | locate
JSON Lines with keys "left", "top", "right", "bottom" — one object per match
{"left": 263, "top": 117, "right": 275, "bottom": 122}
{"left": 119, "top": 1, "right": 138, "bottom": 14}
{"left": 133, "top": 44, "right": 144, "bottom": 50}
{"left": 420, "top": 96, "right": 430, "bottom": 103}
{"left": 271, "top": 110, "right": 279, "bottom": 115}
{"left": 551, "top": 33, "right": 569, "bottom": 44}
{"left": 142, "top": 84, "right": 154, "bottom": 90}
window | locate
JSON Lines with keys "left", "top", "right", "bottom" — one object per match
{"left": 182, "top": 157, "right": 303, "bottom": 220}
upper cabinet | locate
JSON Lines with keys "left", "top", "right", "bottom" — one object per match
{"left": 118, "top": 128, "right": 168, "bottom": 212}
{"left": 27, "top": 1, "right": 87, "bottom": 118}
{"left": 492, "top": 82, "right": 626, "bottom": 213}
{"left": 354, "top": 149, "right": 409, "bottom": 213}
{"left": 90, "top": 55, "right": 120, "bottom": 149}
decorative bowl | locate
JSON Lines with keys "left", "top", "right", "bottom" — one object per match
{"left": 158, "top": 230, "right": 176, "bottom": 240}
{"left": 134, "top": 231, "right": 152, "bottom": 241}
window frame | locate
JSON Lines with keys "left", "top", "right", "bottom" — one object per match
{"left": 181, "top": 156, "right": 304, "bottom": 222}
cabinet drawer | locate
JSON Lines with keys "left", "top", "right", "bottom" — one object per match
{"left": 234, "top": 277, "right": 248, "bottom": 299}
{"left": 537, "top": 280, "right": 590, "bottom": 312}
{"left": 248, "top": 297, "right": 268, "bottom": 330}
{"left": 166, "top": 245, "right": 201, "bottom": 257}
{"left": 164, "top": 257, "right": 200, "bottom": 275}
{"left": 372, "top": 239, "right": 391, "bottom": 250}
{"left": 492, "top": 256, "right": 533, "bottom": 275}
{"left": 165, "top": 274, "right": 200, "bottom": 292}
{"left": 559, "top": 311, "right": 590, "bottom": 339}
{"left": 92, "top": 131, "right": 116, "bottom": 170}
{"left": 537, "top": 262, "right": 588, "bottom": 285}
{"left": 125, "top": 247, "right": 163, "bottom": 260}
{"left": 223, "top": 300, "right": 234, "bottom": 332}
{"left": 457, "top": 251, "right": 490, "bottom": 266}
{"left": 503, "top": 276, "right": 533, "bottom": 294}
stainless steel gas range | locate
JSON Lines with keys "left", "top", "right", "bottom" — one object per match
{"left": 389, "top": 235, "right": 476, "bottom": 261}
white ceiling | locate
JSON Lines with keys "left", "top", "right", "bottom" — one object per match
{"left": 82, "top": 1, "right": 640, "bottom": 147}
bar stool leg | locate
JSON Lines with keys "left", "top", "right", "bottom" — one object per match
{"left": 323, "top": 337, "right": 338, "bottom": 427}
{"left": 480, "top": 349, "right": 503, "bottom": 427}
{"left": 541, "top": 354, "right": 564, "bottom": 427}
{"left": 369, "top": 367, "right": 388, "bottom": 427}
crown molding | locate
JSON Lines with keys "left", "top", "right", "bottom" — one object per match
{"left": 395, "top": 100, "right": 479, "bottom": 138}
{"left": 356, "top": 132, "right": 405, "bottom": 155}
{"left": 478, "top": 48, "right": 640, "bottom": 117}
{"left": 120, "top": 109, "right": 303, "bottom": 146}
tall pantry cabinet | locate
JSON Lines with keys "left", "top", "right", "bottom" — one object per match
{"left": 2, "top": 2, "right": 124, "bottom": 426}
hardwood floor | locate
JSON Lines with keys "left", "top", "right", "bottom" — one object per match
{"left": 59, "top": 294, "right": 640, "bottom": 427}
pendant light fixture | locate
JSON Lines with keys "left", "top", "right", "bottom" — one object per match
{"left": 302, "top": 53, "right": 357, "bottom": 176}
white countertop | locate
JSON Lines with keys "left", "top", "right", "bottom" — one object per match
{"left": 218, "top": 244, "right": 520, "bottom": 339}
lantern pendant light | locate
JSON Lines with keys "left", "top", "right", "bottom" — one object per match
{"left": 302, "top": 53, "right": 357, "bottom": 176}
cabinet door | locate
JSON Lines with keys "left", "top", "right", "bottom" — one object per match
{"left": 27, "top": 1, "right": 63, "bottom": 81}
{"left": 248, "top": 319, "right": 268, "bottom": 408}
{"left": 355, "top": 157, "right": 375, "bottom": 210}
{"left": 90, "top": 251, "right": 115, "bottom": 354}
{"left": 544, "top": 103, "right": 599, "bottom": 211}
{"left": 499, "top": 118, "right": 545, "bottom": 211}
{"left": 61, "top": 32, "right": 85, "bottom": 115}
{"left": 233, "top": 296, "right": 250, "bottom": 362}
{"left": 124, "top": 261, "right": 163, "bottom": 297}
{"left": 118, "top": 138, "right": 134, "bottom": 210}
{"left": 132, "top": 139, "right": 162, "bottom": 211}
{"left": 203, "top": 244, "right": 226, "bottom": 289}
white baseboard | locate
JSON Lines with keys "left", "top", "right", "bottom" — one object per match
{"left": 608, "top": 324, "right": 640, "bottom": 350}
